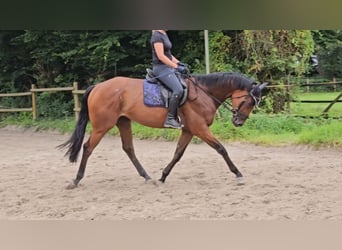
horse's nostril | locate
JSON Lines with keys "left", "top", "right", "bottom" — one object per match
{"left": 232, "top": 118, "right": 243, "bottom": 127}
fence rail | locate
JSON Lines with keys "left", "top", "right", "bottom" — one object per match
{"left": 0, "top": 108, "right": 32, "bottom": 112}
{"left": 0, "top": 92, "right": 31, "bottom": 97}
{"left": 301, "top": 78, "right": 342, "bottom": 94}
{"left": 301, "top": 81, "right": 342, "bottom": 87}
{"left": 0, "top": 82, "right": 85, "bottom": 120}
{"left": 291, "top": 79, "right": 342, "bottom": 116}
{"left": 291, "top": 100, "right": 342, "bottom": 103}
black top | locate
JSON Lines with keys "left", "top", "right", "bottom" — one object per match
{"left": 151, "top": 31, "right": 172, "bottom": 65}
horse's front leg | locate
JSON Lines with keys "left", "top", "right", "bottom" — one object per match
{"left": 198, "top": 129, "right": 244, "bottom": 185}
{"left": 159, "top": 130, "right": 193, "bottom": 183}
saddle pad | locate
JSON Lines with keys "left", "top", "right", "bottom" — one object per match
{"left": 143, "top": 80, "right": 166, "bottom": 107}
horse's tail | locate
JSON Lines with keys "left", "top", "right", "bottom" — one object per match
{"left": 58, "top": 85, "right": 95, "bottom": 162}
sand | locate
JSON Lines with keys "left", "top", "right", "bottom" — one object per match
{"left": 0, "top": 127, "right": 341, "bottom": 220}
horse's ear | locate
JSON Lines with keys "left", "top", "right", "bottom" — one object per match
{"left": 259, "top": 82, "right": 268, "bottom": 90}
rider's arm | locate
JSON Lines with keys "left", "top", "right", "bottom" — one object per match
{"left": 153, "top": 42, "right": 178, "bottom": 69}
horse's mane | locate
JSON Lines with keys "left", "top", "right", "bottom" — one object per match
{"left": 193, "top": 72, "right": 255, "bottom": 91}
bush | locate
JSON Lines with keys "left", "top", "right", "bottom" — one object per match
{"left": 37, "top": 92, "right": 74, "bottom": 118}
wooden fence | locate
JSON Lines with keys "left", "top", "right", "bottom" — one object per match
{"left": 291, "top": 79, "right": 342, "bottom": 116}
{"left": 1, "top": 80, "right": 341, "bottom": 120}
{"left": 0, "top": 82, "right": 85, "bottom": 120}
{"left": 301, "top": 78, "right": 342, "bottom": 92}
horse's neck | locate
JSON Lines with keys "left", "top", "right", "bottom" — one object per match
{"left": 204, "top": 83, "right": 233, "bottom": 102}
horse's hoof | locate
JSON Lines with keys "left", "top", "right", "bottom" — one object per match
{"left": 66, "top": 181, "right": 78, "bottom": 190}
{"left": 236, "top": 177, "right": 245, "bottom": 186}
{"left": 145, "top": 179, "right": 160, "bottom": 186}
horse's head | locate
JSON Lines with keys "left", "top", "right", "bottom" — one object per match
{"left": 231, "top": 82, "right": 268, "bottom": 126}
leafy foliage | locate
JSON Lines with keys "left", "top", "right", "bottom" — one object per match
{"left": 0, "top": 30, "right": 340, "bottom": 118}
{"left": 229, "top": 30, "right": 315, "bottom": 112}
{"left": 208, "top": 31, "right": 234, "bottom": 72}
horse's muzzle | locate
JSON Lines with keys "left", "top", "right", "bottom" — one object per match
{"left": 232, "top": 118, "right": 244, "bottom": 127}
{"left": 232, "top": 110, "right": 249, "bottom": 127}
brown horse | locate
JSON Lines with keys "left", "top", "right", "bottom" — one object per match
{"left": 60, "top": 72, "right": 267, "bottom": 189}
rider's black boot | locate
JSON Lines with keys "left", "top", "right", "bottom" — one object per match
{"left": 164, "top": 95, "right": 182, "bottom": 129}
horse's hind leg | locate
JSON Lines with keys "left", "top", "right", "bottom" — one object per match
{"left": 116, "top": 117, "right": 151, "bottom": 181}
{"left": 67, "top": 129, "right": 110, "bottom": 189}
{"left": 159, "top": 130, "right": 193, "bottom": 183}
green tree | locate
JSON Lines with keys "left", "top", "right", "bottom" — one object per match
{"left": 232, "top": 30, "right": 314, "bottom": 81}
{"left": 312, "top": 30, "right": 342, "bottom": 78}
{"left": 0, "top": 31, "right": 35, "bottom": 92}
{"left": 228, "top": 30, "right": 314, "bottom": 112}
{"left": 167, "top": 30, "right": 205, "bottom": 73}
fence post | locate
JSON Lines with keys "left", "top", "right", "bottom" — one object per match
{"left": 73, "top": 82, "right": 80, "bottom": 121}
{"left": 322, "top": 92, "right": 342, "bottom": 116}
{"left": 31, "top": 84, "right": 37, "bottom": 120}
{"left": 333, "top": 77, "right": 336, "bottom": 92}
{"left": 286, "top": 83, "right": 291, "bottom": 113}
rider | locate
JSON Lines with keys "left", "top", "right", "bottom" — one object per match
{"left": 150, "top": 30, "right": 189, "bottom": 129}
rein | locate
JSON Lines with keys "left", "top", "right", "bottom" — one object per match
{"left": 186, "top": 75, "right": 239, "bottom": 112}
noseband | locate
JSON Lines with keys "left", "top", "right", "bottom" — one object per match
{"left": 231, "top": 89, "right": 261, "bottom": 120}
{"left": 231, "top": 94, "right": 249, "bottom": 120}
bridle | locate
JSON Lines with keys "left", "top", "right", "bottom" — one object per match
{"left": 231, "top": 90, "right": 261, "bottom": 120}
{"left": 231, "top": 93, "right": 250, "bottom": 120}
{"left": 186, "top": 75, "right": 261, "bottom": 119}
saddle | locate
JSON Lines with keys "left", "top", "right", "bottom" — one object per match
{"left": 143, "top": 68, "right": 188, "bottom": 108}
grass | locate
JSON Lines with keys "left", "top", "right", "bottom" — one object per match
{"left": 1, "top": 112, "right": 342, "bottom": 149}
{"left": 298, "top": 122, "right": 342, "bottom": 147}
{"left": 209, "top": 114, "right": 342, "bottom": 147}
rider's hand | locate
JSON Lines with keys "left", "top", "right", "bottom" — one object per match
{"left": 176, "top": 64, "right": 189, "bottom": 74}
{"left": 177, "top": 61, "right": 187, "bottom": 67}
